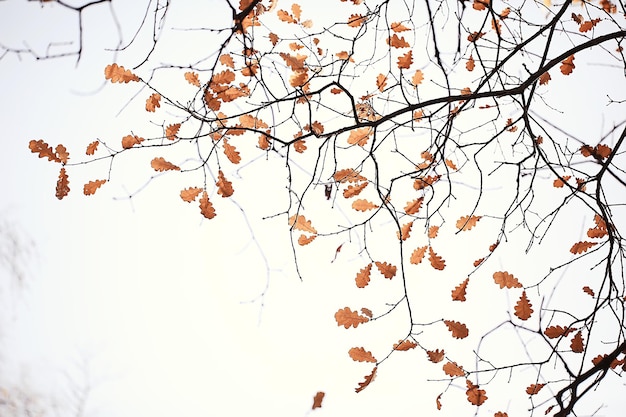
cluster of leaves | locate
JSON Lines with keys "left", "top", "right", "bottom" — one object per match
{"left": 28, "top": 0, "right": 626, "bottom": 415}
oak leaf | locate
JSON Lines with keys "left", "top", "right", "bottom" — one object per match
{"left": 180, "top": 187, "right": 203, "bottom": 202}
{"left": 375, "top": 261, "right": 396, "bottom": 279}
{"left": 397, "top": 51, "right": 413, "bottom": 69}
{"left": 473, "top": 0, "right": 489, "bottom": 10}
{"left": 223, "top": 139, "right": 241, "bottom": 164}
{"left": 410, "top": 246, "right": 428, "bottom": 265}
{"left": 104, "top": 63, "right": 139, "bottom": 83}
{"left": 451, "top": 278, "right": 469, "bottom": 302}
{"left": 429, "top": 246, "right": 445, "bottom": 270}
{"left": 445, "top": 159, "right": 458, "bottom": 170}
{"left": 348, "top": 14, "right": 365, "bottom": 27}
{"left": 298, "top": 234, "right": 316, "bottom": 245}
{"left": 121, "top": 134, "right": 144, "bottom": 149}
{"left": 544, "top": 325, "right": 575, "bottom": 339}
{"left": 199, "top": 191, "right": 216, "bottom": 219}
{"left": 397, "top": 221, "right": 413, "bottom": 241}
{"left": 539, "top": 71, "right": 551, "bottom": 85}
{"left": 570, "top": 241, "right": 597, "bottom": 254}
{"left": 466, "top": 380, "right": 487, "bottom": 406}
{"left": 288, "top": 214, "right": 317, "bottom": 234}
{"left": 466, "top": 55, "right": 475, "bottom": 71}
{"left": 436, "top": 393, "right": 442, "bottom": 410}
{"left": 216, "top": 170, "right": 234, "bottom": 197}
{"left": 290, "top": 70, "right": 309, "bottom": 87}
{"left": 393, "top": 340, "right": 417, "bottom": 351}
{"left": 145, "top": 93, "right": 161, "bottom": 112}
{"left": 355, "top": 366, "right": 377, "bottom": 393}
{"left": 428, "top": 225, "right": 439, "bottom": 238}
{"left": 55, "top": 167, "right": 70, "bottom": 200}
{"left": 312, "top": 391, "right": 324, "bottom": 409}
{"left": 360, "top": 307, "right": 373, "bottom": 318}
{"left": 404, "top": 197, "right": 423, "bottom": 215}
{"left": 184, "top": 71, "right": 201, "bottom": 86}
{"left": 413, "top": 175, "right": 440, "bottom": 190}
{"left": 335, "top": 307, "right": 369, "bottom": 329}
{"left": 343, "top": 182, "right": 368, "bottom": 198}
{"left": 334, "top": 168, "right": 366, "bottom": 183}
{"left": 582, "top": 286, "right": 595, "bottom": 297}
{"left": 553, "top": 175, "right": 571, "bottom": 188}
{"left": 387, "top": 34, "right": 410, "bottom": 48}
{"left": 349, "top": 347, "right": 377, "bottom": 363}
{"left": 352, "top": 199, "right": 379, "bottom": 212}
{"left": 165, "top": 123, "right": 181, "bottom": 141}
{"left": 151, "top": 157, "right": 180, "bottom": 172}
{"left": 355, "top": 263, "right": 372, "bottom": 288}
{"left": 526, "top": 383, "right": 545, "bottom": 395}
{"left": 442, "top": 361, "right": 465, "bottom": 377}
{"left": 493, "top": 271, "right": 522, "bottom": 288}
{"left": 411, "top": 70, "right": 424, "bottom": 86}
{"left": 571, "top": 331, "right": 584, "bottom": 353}
{"left": 376, "top": 73, "right": 387, "bottom": 92}
{"left": 427, "top": 349, "right": 444, "bottom": 363}
{"left": 444, "top": 320, "right": 468, "bottom": 339}
{"left": 55, "top": 145, "right": 69, "bottom": 164}
{"left": 86, "top": 141, "right": 99, "bottom": 155}
{"left": 391, "top": 22, "right": 410, "bottom": 32}
{"left": 83, "top": 179, "right": 106, "bottom": 196}
{"left": 219, "top": 54, "right": 235, "bottom": 68}
{"left": 560, "top": 55, "right": 575, "bottom": 75}
{"left": 579, "top": 18, "right": 600, "bottom": 32}
{"left": 514, "top": 291, "right": 533, "bottom": 320}
{"left": 29, "top": 139, "right": 58, "bottom": 162}
{"left": 456, "top": 215, "right": 481, "bottom": 231}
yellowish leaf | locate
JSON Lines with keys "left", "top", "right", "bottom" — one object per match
{"left": 83, "top": 179, "right": 106, "bottom": 196}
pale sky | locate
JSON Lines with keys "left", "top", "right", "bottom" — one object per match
{"left": 0, "top": 1, "right": 625, "bottom": 417}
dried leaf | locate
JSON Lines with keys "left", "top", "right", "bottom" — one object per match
{"left": 391, "top": 22, "right": 410, "bottom": 32}
{"left": 493, "top": 271, "right": 523, "bottom": 288}
{"left": 104, "top": 63, "right": 139, "bottom": 83}
{"left": 539, "top": 72, "right": 551, "bottom": 85}
{"left": 343, "top": 182, "right": 368, "bottom": 198}
{"left": 355, "top": 263, "right": 373, "bottom": 288}
{"left": 553, "top": 175, "right": 571, "bottom": 188}
{"left": 352, "top": 199, "right": 379, "bottom": 212}
{"left": 397, "top": 50, "right": 413, "bottom": 69}
{"left": 288, "top": 214, "right": 317, "bottom": 234}
{"left": 360, "top": 307, "right": 373, "bottom": 318}
{"left": 466, "top": 380, "right": 487, "bottom": 406}
{"left": 387, "top": 34, "right": 410, "bottom": 48}
{"left": 429, "top": 247, "right": 446, "bottom": 270}
{"left": 560, "top": 55, "right": 575, "bottom": 75}
{"left": 376, "top": 73, "right": 387, "bottom": 92}
{"left": 436, "top": 393, "right": 442, "bottom": 410}
{"left": 166, "top": 123, "right": 181, "bottom": 141}
{"left": 570, "top": 241, "right": 597, "bottom": 254}
{"left": 443, "top": 361, "right": 465, "bottom": 377}
{"left": 375, "top": 261, "right": 397, "bottom": 279}
{"left": 55, "top": 167, "right": 70, "bottom": 200}
{"left": 582, "top": 286, "right": 595, "bottom": 297}
{"left": 86, "top": 141, "right": 99, "bottom": 155}
{"left": 393, "top": 340, "right": 418, "bottom": 351}
{"left": 355, "top": 366, "right": 377, "bottom": 393}
{"left": 514, "top": 291, "right": 533, "bottom": 320}
{"left": 349, "top": 347, "right": 377, "bottom": 363}
{"left": 55, "top": 145, "right": 69, "bottom": 164}
{"left": 334, "top": 168, "right": 367, "bottom": 183}
{"left": 29, "top": 139, "right": 59, "bottom": 162}
{"left": 410, "top": 246, "right": 428, "bottom": 265}
{"left": 83, "top": 179, "right": 106, "bottom": 196}
{"left": 347, "top": 128, "right": 372, "bottom": 147}
{"left": 216, "top": 170, "right": 234, "bottom": 197}
{"left": 145, "top": 93, "right": 161, "bottom": 112}
{"left": 456, "top": 215, "right": 481, "bottom": 231}
{"left": 526, "top": 383, "right": 545, "bottom": 395}
{"left": 571, "top": 331, "right": 584, "bottom": 353}
{"left": 298, "top": 234, "right": 316, "bottom": 245}
{"left": 544, "top": 325, "right": 575, "bottom": 339}
{"left": 335, "top": 307, "right": 369, "bottom": 329}
{"left": 199, "top": 191, "right": 216, "bottom": 219}
{"left": 348, "top": 13, "right": 365, "bottom": 27}
{"left": 452, "top": 278, "right": 469, "bottom": 302}
{"left": 428, "top": 225, "right": 439, "bottom": 238}
{"left": 151, "top": 157, "right": 180, "bottom": 172}
{"left": 184, "top": 71, "right": 201, "bottom": 86}
{"left": 397, "top": 221, "right": 413, "bottom": 241}
{"left": 180, "top": 187, "right": 203, "bottom": 202}
{"left": 444, "top": 320, "right": 468, "bottom": 339}
{"left": 411, "top": 70, "right": 424, "bottom": 86}
{"left": 223, "top": 139, "right": 241, "bottom": 164}
{"left": 404, "top": 197, "right": 423, "bottom": 215}
{"left": 427, "top": 349, "right": 444, "bottom": 363}
{"left": 466, "top": 55, "right": 475, "bottom": 71}
{"left": 121, "top": 134, "right": 144, "bottom": 149}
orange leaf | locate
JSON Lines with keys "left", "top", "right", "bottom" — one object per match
{"left": 428, "top": 225, "right": 439, "bottom": 238}
{"left": 466, "top": 55, "right": 475, "bottom": 71}
{"left": 312, "top": 391, "right": 324, "bottom": 410}
{"left": 443, "top": 361, "right": 465, "bottom": 376}
{"left": 391, "top": 22, "right": 410, "bottom": 32}
{"left": 360, "top": 307, "right": 373, "bottom": 318}
{"left": 411, "top": 70, "right": 424, "bottom": 86}
{"left": 298, "top": 234, "right": 316, "bottom": 245}
{"left": 466, "top": 380, "right": 487, "bottom": 406}
{"left": 355, "top": 366, "right": 377, "bottom": 393}
{"left": 180, "top": 187, "right": 203, "bottom": 202}
{"left": 343, "top": 182, "right": 368, "bottom": 198}
{"left": 104, "top": 63, "right": 139, "bottom": 83}
{"left": 268, "top": 32, "right": 279, "bottom": 46}
{"left": 393, "top": 340, "right": 418, "bottom": 351}
{"left": 387, "top": 34, "right": 410, "bottom": 48}
{"left": 219, "top": 54, "right": 235, "bottom": 68}
{"left": 467, "top": 31, "right": 485, "bottom": 42}
{"left": 579, "top": 18, "right": 601, "bottom": 32}
{"left": 493, "top": 271, "right": 523, "bottom": 288}
{"left": 223, "top": 139, "right": 241, "bottom": 164}
{"left": 410, "top": 246, "right": 428, "bottom": 265}
{"left": 539, "top": 72, "right": 551, "bottom": 85}
{"left": 335, "top": 307, "right": 369, "bottom": 329}
{"left": 347, "top": 128, "right": 372, "bottom": 147}
{"left": 582, "top": 286, "right": 595, "bottom": 297}
{"left": 86, "top": 141, "right": 99, "bottom": 155}
{"left": 560, "top": 55, "right": 575, "bottom": 75}
{"left": 121, "top": 134, "right": 144, "bottom": 149}
{"left": 216, "top": 170, "right": 234, "bottom": 197}
{"left": 544, "top": 325, "right": 575, "bottom": 339}
{"left": 348, "top": 13, "right": 365, "bottom": 27}
{"left": 472, "top": 0, "right": 489, "bottom": 10}
{"left": 375, "top": 261, "right": 396, "bottom": 279}
{"left": 514, "top": 290, "right": 533, "bottom": 320}
{"left": 349, "top": 347, "right": 377, "bottom": 363}
{"left": 288, "top": 214, "right": 317, "bottom": 233}
{"left": 526, "top": 383, "right": 545, "bottom": 395}
{"left": 404, "top": 197, "right": 423, "bottom": 215}
{"left": 352, "top": 199, "right": 379, "bottom": 211}
{"left": 397, "top": 51, "right": 413, "bottom": 69}
{"left": 145, "top": 93, "right": 161, "bottom": 112}
{"left": 570, "top": 241, "right": 597, "bottom": 254}
{"left": 451, "top": 278, "right": 469, "bottom": 302}
{"left": 456, "top": 215, "right": 481, "bottom": 231}
{"left": 151, "top": 157, "right": 180, "bottom": 172}
{"left": 29, "top": 139, "right": 59, "bottom": 162}
{"left": 334, "top": 168, "right": 367, "bottom": 183}
{"left": 355, "top": 263, "right": 373, "bottom": 288}
{"left": 595, "top": 144, "right": 612, "bottom": 159}
{"left": 429, "top": 246, "right": 446, "bottom": 270}
{"left": 199, "top": 191, "right": 216, "bottom": 219}
{"left": 184, "top": 71, "right": 201, "bottom": 87}
{"left": 397, "top": 221, "right": 413, "bottom": 241}
{"left": 413, "top": 175, "right": 440, "bottom": 190}
{"left": 165, "top": 123, "right": 181, "bottom": 140}
{"left": 436, "top": 393, "right": 442, "bottom": 410}
{"left": 553, "top": 175, "right": 571, "bottom": 188}
{"left": 445, "top": 159, "right": 458, "bottom": 170}
{"left": 289, "top": 70, "right": 309, "bottom": 87}
{"left": 376, "top": 74, "right": 387, "bottom": 92}
{"left": 444, "top": 320, "right": 468, "bottom": 339}
{"left": 55, "top": 167, "right": 70, "bottom": 200}
{"left": 55, "top": 144, "right": 69, "bottom": 164}
{"left": 83, "top": 179, "right": 106, "bottom": 196}
{"left": 571, "top": 331, "right": 584, "bottom": 353}
{"left": 427, "top": 349, "right": 444, "bottom": 363}
{"left": 336, "top": 51, "right": 351, "bottom": 60}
